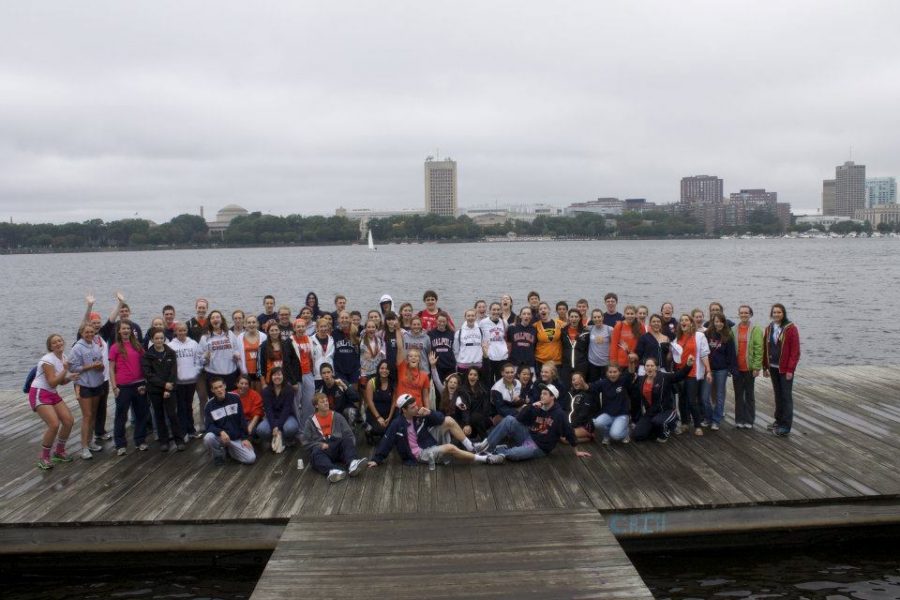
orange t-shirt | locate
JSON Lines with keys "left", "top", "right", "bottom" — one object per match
{"left": 737, "top": 324, "right": 749, "bottom": 372}
{"left": 243, "top": 336, "right": 261, "bottom": 375}
{"left": 315, "top": 411, "right": 334, "bottom": 438}
{"left": 677, "top": 334, "right": 698, "bottom": 378}
{"left": 642, "top": 379, "right": 654, "bottom": 407}
{"left": 610, "top": 321, "right": 639, "bottom": 367}
{"left": 396, "top": 362, "right": 430, "bottom": 408}
{"left": 293, "top": 335, "right": 313, "bottom": 375}
{"left": 237, "top": 389, "right": 264, "bottom": 420}
{"left": 265, "top": 348, "right": 283, "bottom": 384}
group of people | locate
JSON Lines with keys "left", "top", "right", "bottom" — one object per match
{"left": 27, "top": 289, "right": 800, "bottom": 481}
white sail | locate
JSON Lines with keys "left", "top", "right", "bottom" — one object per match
{"left": 367, "top": 229, "right": 376, "bottom": 251}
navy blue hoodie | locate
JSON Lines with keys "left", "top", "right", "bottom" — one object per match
{"left": 707, "top": 332, "right": 738, "bottom": 375}
{"left": 428, "top": 328, "right": 456, "bottom": 371}
{"left": 332, "top": 329, "right": 360, "bottom": 383}
{"left": 372, "top": 410, "right": 445, "bottom": 465}
{"left": 590, "top": 373, "right": 634, "bottom": 418}
{"left": 204, "top": 392, "right": 248, "bottom": 441}
{"left": 517, "top": 403, "right": 578, "bottom": 455}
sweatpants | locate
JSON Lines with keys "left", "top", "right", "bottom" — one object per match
{"left": 203, "top": 432, "right": 256, "bottom": 464}
{"left": 310, "top": 436, "right": 358, "bottom": 475}
{"left": 733, "top": 370, "right": 756, "bottom": 426}
{"left": 148, "top": 388, "right": 184, "bottom": 444}
{"left": 633, "top": 410, "right": 678, "bottom": 441}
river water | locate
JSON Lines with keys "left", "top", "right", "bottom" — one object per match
{"left": 1, "top": 238, "right": 897, "bottom": 387}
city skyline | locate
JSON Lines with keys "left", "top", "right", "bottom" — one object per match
{"left": 1, "top": 1, "right": 899, "bottom": 223}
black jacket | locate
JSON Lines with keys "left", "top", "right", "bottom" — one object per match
{"left": 141, "top": 345, "right": 177, "bottom": 392}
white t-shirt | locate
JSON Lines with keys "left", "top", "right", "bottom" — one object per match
{"left": 32, "top": 352, "right": 64, "bottom": 392}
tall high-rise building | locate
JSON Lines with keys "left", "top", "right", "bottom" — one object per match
{"left": 680, "top": 175, "right": 724, "bottom": 205}
{"left": 424, "top": 157, "right": 457, "bottom": 217}
{"left": 866, "top": 177, "right": 897, "bottom": 207}
{"left": 834, "top": 161, "right": 866, "bottom": 217}
{"left": 822, "top": 179, "right": 836, "bottom": 215}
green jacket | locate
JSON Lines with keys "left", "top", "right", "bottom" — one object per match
{"left": 731, "top": 322, "right": 763, "bottom": 371}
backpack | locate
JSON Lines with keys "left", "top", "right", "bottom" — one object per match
{"left": 23, "top": 366, "right": 37, "bottom": 393}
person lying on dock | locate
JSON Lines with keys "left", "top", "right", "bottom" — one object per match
{"left": 300, "top": 392, "right": 367, "bottom": 483}
{"left": 367, "top": 394, "right": 505, "bottom": 468}
{"left": 473, "top": 384, "right": 591, "bottom": 462}
{"left": 203, "top": 377, "right": 257, "bottom": 466}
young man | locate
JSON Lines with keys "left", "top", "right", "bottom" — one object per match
{"left": 369, "top": 394, "right": 503, "bottom": 467}
{"left": 202, "top": 378, "right": 256, "bottom": 466}
{"left": 99, "top": 291, "right": 143, "bottom": 344}
{"left": 257, "top": 295, "right": 277, "bottom": 328}
{"left": 526, "top": 291, "right": 541, "bottom": 317}
{"left": 480, "top": 302, "right": 509, "bottom": 384}
{"left": 276, "top": 305, "right": 294, "bottom": 343}
{"left": 555, "top": 301, "right": 569, "bottom": 322}
{"left": 330, "top": 294, "right": 348, "bottom": 322}
{"left": 602, "top": 293, "right": 624, "bottom": 328}
{"left": 161, "top": 305, "right": 177, "bottom": 339}
{"left": 300, "top": 392, "right": 367, "bottom": 483}
{"left": 474, "top": 384, "right": 591, "bottom": 462}
{"left": 316, "top": 363, "right": 360, "bottom": 425}
{"left": 575, "top": 299, "right": 590, "bottom": 327}
{"left": 417, "top": 290, "right": 455, "bottom": 331}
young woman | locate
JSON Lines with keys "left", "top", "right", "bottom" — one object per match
{"left": 480, "top": 302, "right": 509, "bottom": 384}
{"left": 762, "top": 303, "right": 800, "bottom": 437}
{"left": 635, "top": 314, "right": 672, "bottom": 373}
{"left": 533, "top": 302, "right": 562, "bottom": 371}
{"left": 500, "top": 294, "right": 516, "bottom": 326}
{"left": 533, "top": 362, "right": 568, "bottom": 409}
{"left": 304, "top": 292, "right": 324, "bottom": 320}
{"left": 332, "top": 311, "right": 361, "bottom": 385}
{"left": 427, "top": 314, "right": 457, "bottom": 383}
{"left": 69, "top": 323, "right": 105, "bottom": 459}
{"left": 394, "top": 327, "right": 431, "bottom": 409}
{"left": 364, "top": 360, "right": 395, "bottom": 444}
{"left": 705, "top": 313, "right": 738, "bottom": 431}
{"left": 257, "top": 367, "right": 300, "bottom": 450}
{"left": 234, "top": 374, "right": 263, "bottom": 439}
{"left": 631, "top": 356, "right": 694, "bottom": 443}
{"left": 589, "top": 363, "right": 635, "bottom": 445}
{"left": 142, "top": 327, "right": 183, "bottom": 452}
{"left": 30, "top": 333, "right": 78, "bottom": 469}
{"left": 168, "top": 321, "right": 203, "bottom": 439}
{"left": 310, "top": 318, "right": 335, "bottom": 387}
{"left": 359, "top": 319, "right": 386, "bottom": 384}
{"left": 258, "top": 320, "right": 300, "bottom": 388}
{"left": 238, "top": 315, "right": 267, "bottom": 395}
{"left": 460, "top": 366, "right": 492, "bottom": 439}
{"left": 143, "top": 317, "right": 165, "bottom": 348}
{"left": 506, "top": 307, "right": 537, "bottom": 374}
{"left": 473, "top": 299, "right": 488, "bottom": 322}
{"left": 109, "top": 320, "right": 149, "bottom": 455}
{"left": 398, "top": 302, "right": 415, "bottom": 330}
{"left": 559, "top": 309, "right": 589, "bottom": 387}
{"left": 636, "top": 306, "right": 650, "bottom": 334}
{"left": 382, "top": 311, "right": 401, "bottom": 374}
{"left": 199, "top": 310, "right": 241, "bottom": 394}
{"left": 453, "top": 309, "right": 484, "bottom": 375}
{"left": 230, "top": 310, "right": 245, "bottom": 336}
{"left": 732, "top": 305, "right": 764, "bottom": 429}
{"left": 290, "top": 317, "right": 315, "bottom": 425}
{"left": 402, "top": 316, "right": 432, "bottom": 369}
{"left": 660, "top": 302, "right": 677, "bottom": 340}
{"left": 610, "top": 305, "right": 641, "bottom": 369}
{"left": 488, "top": 362, "right": 524, "bottom": 425}
{"left": 517, "top": 365, "right": 536, "bottom": 406}
{"left": 587, "top": 309, "right": 612, "bottom": 382}
{"left": 366, "top": 309, "right": 383, "bottom": 332}
{"left": 672, "top": 314, "right": 711, "bottom": 436}
{"left": 298, "top": 306, "right": 317, "bottom": 336}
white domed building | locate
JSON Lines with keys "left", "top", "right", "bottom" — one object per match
{"left": 207, "top": 204, "right": 249, "bottom": 238}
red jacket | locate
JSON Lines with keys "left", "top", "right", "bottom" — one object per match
{"left": 762, "top": 322, "right": 800, "bottom": 375}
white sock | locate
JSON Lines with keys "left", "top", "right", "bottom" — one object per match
{"left": 462, "top": 438, "right": 474, "bottom": 452}
{"left": 474, "top": 454, "right": 487, "bottom": 463}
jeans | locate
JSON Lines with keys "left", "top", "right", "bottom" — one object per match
{"left": 593, "top": 413, "right": 629, "bottom": 440}
{"left": 114, "top": 382, "right": 150, "bottom": 449}
{"left": 203, "top": 432, "right": 256, "bottom": 464}
{"left": 705, "top": 369, "right": 729, "bottom": 425}
{"left": 679, "top": 379, "right": 703, "bottom": 427}
{"left": 310, "top": 436, "right": 358, "bottom": 475}
{"left": 484, "top": 415, "right": 545, "bottom": 462}
{"left": 256, "top": 415, "right": 300, "bottom": 443}
{"left": 733, "top": 371, "right": 756, "bottom": 425}
{"left": 769, "top": 367, "right": 793, "bottom": 431}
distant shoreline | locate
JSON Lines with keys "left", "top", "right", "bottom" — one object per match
{"left": 1, "top": 233, "right": 894, "bottom": 256}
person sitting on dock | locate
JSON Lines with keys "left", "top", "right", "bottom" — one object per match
{"left": 368, "top": 394, "right": 504, "bottom": 468}
{"left": 474, "top": 384, "right": 591, "bottom": 462}
{"left": 316, "top": 363, "right": 360, "bottom": 426}
{"left": 300, "top": 392, "right": 367, "bottom": 483}
{"left": 203, "top": 377, "right": 256, "bottom": 466}
{"left": 630, "top": 356, "right": 693, "bottom": 443}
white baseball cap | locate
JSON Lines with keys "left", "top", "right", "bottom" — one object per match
{"left": 396, "top": 393, "right": 416, "bottom": 409}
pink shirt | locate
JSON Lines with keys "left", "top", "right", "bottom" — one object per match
{"left": 406, "top": 421, "right": 422, "bottom": 459}
{"left": 109, "top": 343, "right": 145, "bottom": 385}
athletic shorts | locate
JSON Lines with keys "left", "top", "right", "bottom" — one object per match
{"left": 417, "top": 445, "right": 447, "bottom": 464}
{"left": 29, "top": 388, "right": 63, "bottom": 411}
{"left": 78, "top": 384, "right": 105, "bottom": 398}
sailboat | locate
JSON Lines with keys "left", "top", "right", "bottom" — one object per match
{"left": 367, "top": 229, "right": 377, "bottom": 251}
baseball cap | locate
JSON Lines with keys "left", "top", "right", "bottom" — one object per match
{"left": 396, "top": 394, "right": 416, "bottom": 409}
{"left": 538, "top": 383, "right": 559, "bottom": 399}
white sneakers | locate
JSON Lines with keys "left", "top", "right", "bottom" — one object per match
{"left": 81, "top": 448, "right": 93, "bottom": 460}
{"left": 348, "top": 458, "right": 367, "bottom": 477}
{"left": 327, "top": 469, "right": 347, "bottom": 483}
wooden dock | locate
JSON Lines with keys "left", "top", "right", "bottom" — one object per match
{"left": 1, "top": 365, "right": 899, "bottom": 597}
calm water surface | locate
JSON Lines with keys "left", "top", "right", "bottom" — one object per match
{"left": 1, "top": 238, "right": 897, "bottom": 387}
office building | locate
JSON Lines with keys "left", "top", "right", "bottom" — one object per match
{"left": 866, "top": 177, "right": 897, "bottom": 207}
{"left": 834, "top": 161, "right": 866, "bottom": 217}
{"left": 424, "top": 157, "right": 458, "bottom": 217}
{"left": 822, "top": 180, "right": 836, "bottom": 215}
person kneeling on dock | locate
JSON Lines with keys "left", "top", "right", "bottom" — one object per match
{"left": 203, "top": 377, "right": 257, "bottom": 466}
{"left": 474, "top": 384, "right": 591, "bottom": 462}
{"left": 368, "top": 394, "right": 504, "bottom": 468}
{"left": 631, "top": 356, "right": 693, "bottom": 443}
{"left": 300, "top": 392, "right": 367, "bottom": 483}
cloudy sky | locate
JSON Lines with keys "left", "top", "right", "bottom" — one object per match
{"left": 1, "top": 1, "right": 898, "bottom": 224}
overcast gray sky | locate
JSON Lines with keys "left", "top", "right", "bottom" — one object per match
{"left": 1, "top": 1, "right": 898, "bottom": 224}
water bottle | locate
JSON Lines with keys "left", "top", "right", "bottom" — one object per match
{"left": 428, "top": 453, "right": 436, "bottom": 471}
